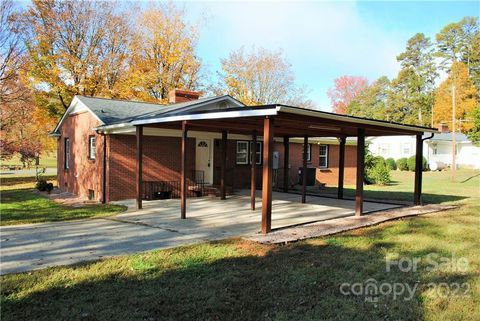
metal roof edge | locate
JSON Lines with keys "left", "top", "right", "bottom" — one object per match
{"left": 277, "top": 105, "right": 439, "bottom": 133}
{"left": 131, "top": 108, "right": 278, "bottom": 126}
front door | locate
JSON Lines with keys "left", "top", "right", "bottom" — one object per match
{"left": 195, "top": 139, "right": 212, "bottom": 184}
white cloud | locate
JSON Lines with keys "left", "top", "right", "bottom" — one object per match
{"left": 188, "top": 1, "right": 406, "bottom": 110}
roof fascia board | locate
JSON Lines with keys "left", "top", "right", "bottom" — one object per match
{"left": 131, "top": 108, "right": 278, "bottom": 126}
{"left": 278, "top": 106, "right": 438, "bottom": 134}
{"left": 52, "top": 96, "right": 79, "bottom": 134}
{"left": 52, "top": 96, "right": 105, "bottom": 134}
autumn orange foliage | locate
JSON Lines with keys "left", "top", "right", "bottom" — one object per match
{"left": 433, "top": 62, "right": 478, "bottom": 132}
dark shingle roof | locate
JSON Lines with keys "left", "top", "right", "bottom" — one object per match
{"left": 76, "top": 95, "right": 229, "bottom": 125}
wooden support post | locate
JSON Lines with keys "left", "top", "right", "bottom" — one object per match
{"left": 181, "top": 121, "right": 187, "bottom": 219}
{"left": 261, "top": 117, "right": 274, "bottom": 234}
{"left": 355, "top": 128, "right": 365, "bottom": 216}
{"left": 220, "top": 130, "right": 227, "bottom": 200}
{"left": 414, "top": 134, "right": 423, "bottom": 205}
{"left": 301, "top": 136, "right": 308, "bottom": 203}
{"left": 251, "top": 131, "right": 257, "bottom": 210}
{"left": 337, "top": 137, "right": 346, "bottom": 199}
{"left": 136, "top": 126, "right": 143, "bottom": 210}
{"left": 283, "top": 136, "right": 289, "bottom": 193}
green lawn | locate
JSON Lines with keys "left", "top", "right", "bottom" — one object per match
{"left": 1, "top": 170, "right": 479, "bottom": 320}
{"left": 0, "top": 179, "right": 126, "bottom": 225}
{"left": 321, "top": 169, "right": 480, "bottom": 204}
{"left": 1, "top": 201, "right": 478, "bottom": 320}
{"left": 1, "top": 153, "right": 57, "bottom": 168}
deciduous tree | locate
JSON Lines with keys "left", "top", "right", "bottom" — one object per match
{"left": 218, "top": 47, "right": 313, "bottom": 107}
{"left": 328, "top": 75, "right": 368, "bottom": 114}
{"left": 433, "top": 62, "right": 478, "bottom": 132}
{"left": 467, "top": 107, "right": 480, "bottom": 146}
{"left": 0, "top": 0, "right": 25, "bottom": 104}
{"left": 125, "top": 3, "right": 202, "bottom": 103}
{"left": 347, "top": 76, "right": 390, "bottom": 120}
{"left": 20, "top": 0, "right": 132, "bottom": 115}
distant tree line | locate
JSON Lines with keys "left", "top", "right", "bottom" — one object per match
{"left": 328, "top": 17, "right": 480, "bottom": 144}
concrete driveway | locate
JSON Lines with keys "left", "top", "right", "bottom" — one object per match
{"left": 0, "top": 191, "right": 399, "bottom": 275}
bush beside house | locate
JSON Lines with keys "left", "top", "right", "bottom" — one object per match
{"left": 407, "top": 155, "right": 427, "bottom": 171}
{"left": 365, "top": 149, "right": 391, "bottom": 185}
{"left": 36, "top": 180, "right": 54, "bottom": 193}
{"left": 386, "top": 158, "right": 396, "bottom": 170}
{"left": 396, "top": 158, "right": 408, "bottom": 171}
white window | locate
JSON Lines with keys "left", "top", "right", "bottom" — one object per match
{"left": 236, "top": 140, "right": 263, "bottom": 165}
{"left": 402, "top": 143, "right": 411, "bottom": 155}
{"left": 319, "top": 145, "right": 328, "bottom": 168}
{"left": 302, "top": 143, "right": 312, "bottom": 162}
{"left": 64, "top": 138, "right": 70, "bottom": 169}
{"left": 378, "top": 143, "right": 389, "bottom": 156}
{"left": 250, "top": 141, "right": 262, "bottom": 165}
{"left": 88, "top": 136, "right": 96, "bottom": 160}
{"left": 236, "top": 141, "right": 249, "bottom": 164}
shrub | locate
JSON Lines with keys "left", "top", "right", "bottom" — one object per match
{"left": 36, "top": 180, "right": 54, "bottom": 192}
{"left": 35, "top": 180, "right": 48, "bottom": 191}
{"left": 386, "top": 158, "right": 396, "bottom": 171}
{"left": 373, "top": 156, "right": 386, "bottom": 167}
{"left": 369, "top": 162, "right": 391, "bottom": 185}
{"left": 396, "top": 158, "right": 408, "bottom": 171}
{"left": 407, "top": 155, "right": 427, "bottom": 171}
{"left": 365, "top": 155, "right": 391, "bottom": 185}
{"left": 45, "top": 182, "right": 54, "bottom": 192}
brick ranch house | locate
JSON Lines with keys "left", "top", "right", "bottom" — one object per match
{"left": 51, "top": 90, "right": 436, "bottom": 233}
{"left": 51, "top": 91, "right": 358, "bottom": 203}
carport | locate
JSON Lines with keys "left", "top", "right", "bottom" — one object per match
{"left": 131, "top": 105, "right": 437, "bottom": 234}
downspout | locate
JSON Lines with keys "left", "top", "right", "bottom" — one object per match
{"left": 422, "top": 133, "right": 434, "bottom": 169}
{"left": 97, "top": 131, "right": 108, "bottom": 204}
{"left": 422, "top": 133, "right": 434, "bottom": 142}
{"left": 103, "top": 133, "right": 107, "bottom": 204}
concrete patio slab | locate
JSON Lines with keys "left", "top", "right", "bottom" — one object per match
{"left": 114, "top": 190, "right": 401, "bottom": 232}
{"left": 1, "top": 191, "right": 399, "bottom": 275}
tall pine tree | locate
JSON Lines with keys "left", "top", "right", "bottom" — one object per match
{"left": 388, "top": 33, "right": 438, "bottom": 126}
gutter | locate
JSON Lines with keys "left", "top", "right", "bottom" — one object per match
{"left": 277, "top": 106, "right": 439, "bottom": 134}
{"left": 94, "top": 122, "right": 132, "bottom": 132}
{"left": 422, "top": 133, "right": 435, "bottom": 141}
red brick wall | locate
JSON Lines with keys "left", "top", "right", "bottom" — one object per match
{"left": 57, "top": 111, "right": 104, "bottom": 201}
{"left": 57, "top": 113, "right": 357, "bottom": 202}
{"left": 107, "top": 135, "right": 196, "bottom": 202}
{"left": 212, "top": 139, "right": 357, "bottom": 189}
{"left": 315, "top": 144, "right": 357, "bottom": 186}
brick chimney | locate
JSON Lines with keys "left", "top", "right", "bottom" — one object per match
{"left": 168, "top": 89, "right": 201, "bottom": 104}
{"left": 438, "top": 123, "right": 449, "bottom": 133}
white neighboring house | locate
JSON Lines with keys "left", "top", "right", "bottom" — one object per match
{"left": 367, "top": 129, "right": 480, "bottom": 169}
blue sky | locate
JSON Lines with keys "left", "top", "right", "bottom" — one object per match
{"left": 182, "top": 1, "right": 479, "bottom": 111}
